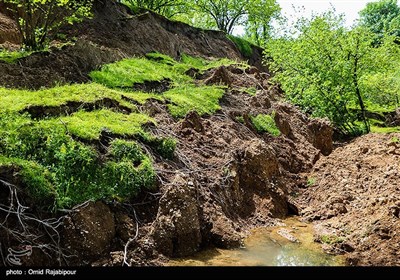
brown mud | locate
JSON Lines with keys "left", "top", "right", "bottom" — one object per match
{"left": 299, "top": 133, "right": 400, "bottom": 266}
{"left": 0, "top": 0, "right": 398, "bottom": 267}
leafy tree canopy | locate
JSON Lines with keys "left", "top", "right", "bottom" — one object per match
{"left": 359, "top": 0, "right": 400, "bottom": 42}
{"left": 267, "top": 12, "right": 400, "bottom": 136}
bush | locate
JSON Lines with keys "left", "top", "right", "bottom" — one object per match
{"left": 155, "top": 137, "right": 177, "bottom": 159}
{"left": 3, "top": 0, "right": 93, "bottom": 50}
{"left": 0, "top": 116, "right": 156, "bottom": 209}
{"left": 143, "top": 136, "right": 177, "bottom": 159}
{"left": 109, "top": 139, "right": 145, "bottom": 163}
{"left": 103, "top": 157, "right": 155, "bottom": 200}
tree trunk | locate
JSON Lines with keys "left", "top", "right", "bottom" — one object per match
{"left": 353, "top": 57, "right": 370, "bottom": 133}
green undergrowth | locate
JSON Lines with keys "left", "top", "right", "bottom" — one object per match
{"left": 0, "top": 49, "right": 31, "bottom": 64}
{"left": 227, "top": 35, "right": 254, "bottom": 58}
{"left": 351, "top": 103, "right": 400, "bottom": 134}
{"left": 0, "top": 53, "right": 238, "bottom": 210}
{"left": 47, "top": 109, "right": 154, "bottom": 140}
{"left": 91, "top": 52, "right": 231, "bottom": 117}
{"left": 250, "top": 112, "right": 281, "bottom": 137}
{"left": 0, "top": 113, "right": 157, "bottom": 209}
{"left": 367, "top": 105, "right": 400, "bottom": 133}
{"left": 370, "top": 125, "right": 400, "bottom": 133}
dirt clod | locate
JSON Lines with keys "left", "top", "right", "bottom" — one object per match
{"left": 151, "top": 174, "right": 201, "bottom": 257}
{"left": 63, "top": 201, "right": 115, "bottom": 261}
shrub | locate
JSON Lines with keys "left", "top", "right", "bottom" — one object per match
{"left": 3, "top": 0, "right": 93, "bottom": 50}
{"left": 109, "top": 139, "right": 145, "bottom": 163}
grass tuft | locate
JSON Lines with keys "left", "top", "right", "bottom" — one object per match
{"left": 250, "top": 113, "right": 281, "bottom": 136}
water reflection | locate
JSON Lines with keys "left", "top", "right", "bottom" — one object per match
{"left": 169, "top": 217, "right": 344, "bottom": 266}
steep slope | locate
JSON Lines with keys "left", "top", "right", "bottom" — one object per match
{"left": 0, "top": 0, "right": 263, "bottom": 89}
{"left": 0, "top": 53, "right": 333, "bottom": 266}
{"left": 6, "top": 0, "right": 398, "bottom": 268}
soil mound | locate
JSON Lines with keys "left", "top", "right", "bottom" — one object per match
{"left": 298, "top": 133, "right": 400, "bottom": 266}
{"left": 0, "top": 11, "right": 20, "bottom": 46}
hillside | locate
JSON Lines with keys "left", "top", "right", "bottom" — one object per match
{"left": 0, "top": 1, "right": 263, "bottom": 89}
{"left": 0, "top": 0, "right": 398, "bottom": 267}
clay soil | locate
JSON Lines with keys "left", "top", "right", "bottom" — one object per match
{"left": 299, "top": 133, "right": 400, "bottom": 266}
{"left": 0, "top": 0, "right": 399, "bottom": 267}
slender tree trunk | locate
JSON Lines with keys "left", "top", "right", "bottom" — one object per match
{"left": 353, "top": 57, "right": 370, "bottom": 133}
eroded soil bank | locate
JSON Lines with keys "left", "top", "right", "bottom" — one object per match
{"left": 0, "top": 0, "right": 398, "bottom": 267}
{"left": 299, "top": 133, "right": 400, "bottom": 266}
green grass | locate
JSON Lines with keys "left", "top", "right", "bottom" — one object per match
{"left": 163, "top": 85, "right": 225, "bottom": 118}
{"left": 235, "top": 116, "right": 245, "bottom": 123}
{"left": 370, "top": 125, "right": 400, "bottom": 133}
{"left": 179, "top": 53, "right": 238, "bottom": 72}
{"left": 145, "top": 52, "right": 177, "bottom": 65}
{"left": 0, "top": 52, "right": 240, "bottom": 209}
{"left": 48, "top": 109, "right": 154, "bottom": 140}
{"left": 250, "top": 113, "right": 281, "bottom": 136}
{"left": 320, "top": 234, "right": 345, "bottom": 245}
{"left": 227, "top": 35, "right": 253, "bottom": 58}
{"left": 0, "top": 83, "right": 164, "bottom": 112}
{"left": 391, "top": 136, "right": 400, "bottom": 143}
{"left": 90, "top": 55, "right": 192, "bottom": 88}
{"left": 0, "top": 50, "right": 31, "bottom": 63}
{"left": 90, "top": 52, "right": 238, "bottom": 90}
{"left": 307, "top": 177, "right": 316, "bottom": 187}
{"left": 91, "top": 53, "right": 231, "bottom": 118}
{"left": 355, "top": 119, "right": 400, "bottom": 134}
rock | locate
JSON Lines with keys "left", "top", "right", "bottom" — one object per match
{"left": 277, "top": 228, "right": 299, "bottom": 243}
{"left": 210, "top": 216, "right": 243, "bottom": 248}
{"left": 115, "top": 213, "right": 136, "bottom": 242}
{"left": 228, "top": 139, "right": 287, "bottom": 217}
{"left": 339, "top": 242, "right": 355, "bottom": 253}
{"left": 235, "top": 139, "right": 280, "bottom": 189}
{"left": 274, "top": 111, "right": 292, "bottom": 137}
{"left": 151, "top": 174, "right": 201, "bottom": 257}
{"left": 63, "top": 201, "right": 115, "bottom": 259}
